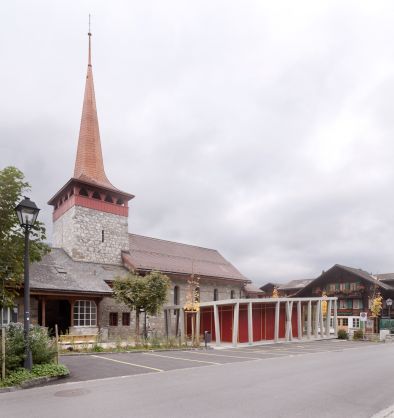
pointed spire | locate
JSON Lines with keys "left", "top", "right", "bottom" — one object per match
{"left": 73, "top": 30, "right": 114, "bottom": 189}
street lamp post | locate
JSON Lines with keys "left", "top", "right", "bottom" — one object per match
{"left": 15, "top": 197, "right": 40, "bottom": 370}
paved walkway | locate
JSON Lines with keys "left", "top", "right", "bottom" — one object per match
{"left": 60, "top": 339, "right": 376, "bottom": 383}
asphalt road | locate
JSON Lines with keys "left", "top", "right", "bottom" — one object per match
{"left": 2, "top": 340, "right": 394, "bottom": 418}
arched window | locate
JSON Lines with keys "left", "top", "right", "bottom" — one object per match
{"left": 174, "top": 286, "right": 179, "bottom": 305}
{"left": 230, "top": 290, "right": 235, "bottom": 299}
{"left": 73, "top": 300, "right": 97, "bottom": 326}
{"left": 79, "top": 188, "right": 88, "bottom": 197}
{"left": 213, "top": 289, "right": 218, "bottom": 301}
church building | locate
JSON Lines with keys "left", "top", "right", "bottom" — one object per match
{"left": 19, "top": 33, "right": 251, "bottom": 340}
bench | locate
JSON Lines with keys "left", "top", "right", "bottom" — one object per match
{"left": 58, "top": 334, "right": 97, "bottom": 345}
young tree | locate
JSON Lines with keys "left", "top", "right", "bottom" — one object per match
{"left": 0, "top": 167, "right": 49, "bottom": 310}
{"left": 112, "top": 271, "right": 170, "bottom": 337}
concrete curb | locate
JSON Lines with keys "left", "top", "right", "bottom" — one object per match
{"left": 60, "top": 347, "right": 210, "bottom": 356}
{"left": 0, "top": 373, "right": 70, "bottom": 393}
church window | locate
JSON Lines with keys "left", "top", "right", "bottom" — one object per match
{"left": 73, "top": 300, "right": 97, "bottom": 327}
{"left": 79, "top": 188, "right": 88, "bottom": 197}
{"left": 122, "top": 312, "right": 130, "bottom": 326}
{"left": 213, "top": 289, "right": 218, "bottom": 301}
{"left": 109, "top": 312, "right": 118, "bottom": 326}
{"left": 1, "top": 305, "right": 18, "bottom": 325}
{"left": 92, "top": 191, "right": 101, "bottom": 200}
{"left": 174, "top": 286, "right": 179, "bottom": 305}
{"left": 230, "top": 290, "right": 235, "bottom": 299}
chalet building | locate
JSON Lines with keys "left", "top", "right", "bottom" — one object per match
{"left": 296, "top": 264, "right": 394, "bottom": 332}
{"left": 259, "top": 282, "right": 279, "bottom": 297}
{"left": 277, "top": 279, "right": 313, "bottom": 297}
{"left": 7, "top": 33, "right": 251, "bottom": 340}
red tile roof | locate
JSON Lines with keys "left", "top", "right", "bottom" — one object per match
{"left": 122, "top": 234, "right": 248, "bottom": 282}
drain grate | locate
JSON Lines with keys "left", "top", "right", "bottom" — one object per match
{"left": 54, "top": 388, "right": 90, "bottom": 398}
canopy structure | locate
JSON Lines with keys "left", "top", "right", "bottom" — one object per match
{"left": 164, "top": 296, "right": 338, "bottom": 347}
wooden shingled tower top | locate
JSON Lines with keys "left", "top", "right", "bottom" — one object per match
{"left": 73, "top": 31, "right": 114, "bottom": 189}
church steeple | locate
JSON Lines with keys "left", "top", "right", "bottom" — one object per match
{"left": 73, "top": 32, "right": 113, "bottom": 189}
{"left": 48, "top": 29, "right": 134, "bottom": 265}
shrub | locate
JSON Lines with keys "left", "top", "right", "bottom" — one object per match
{"left": 353, "top": 329, "right": 364, "bottom": 340}
{"left": 1, "top": 323, "right": 57, "bottom": 372}
{"left": 337, "top": 329, "right": 348, "bottom": 340}
{"left": 29, "top": 326, "right": 57, "bottom": 364}
{"left": 0, "top": 364, "right": 69, "bottom": 388}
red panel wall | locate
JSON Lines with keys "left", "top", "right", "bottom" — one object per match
{"left": 220, "top": 305, "right": 233, "bottom": 342}
{"left": 238, "top": 304, "right": 249, "bottom": 343}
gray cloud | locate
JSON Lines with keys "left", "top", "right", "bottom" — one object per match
{"left": 2, "top": 1, "right": 394, "bottom": 286}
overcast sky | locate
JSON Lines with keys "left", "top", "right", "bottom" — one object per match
{"left": 2, "top": 1, "right": 394, "bottom": 285}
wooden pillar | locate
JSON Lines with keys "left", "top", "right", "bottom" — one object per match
{"left": 214, "top": 304, "right": 221, "bottom": 347}
{"left": 307, "top": 300, "right": 312, "bottom": 339}
{"left": 297, "top": 301, "right": 302, "bottom": 340}
{"left": 248, "top": 302, "right": 253, "bottom": 345}
{"left": 41, "top": 297, "right": 46, "bottom": 327}
{"left": 70, "top": 300, "right": 74, "bottom": 327}
{"left": 274, "top": 301, "right": 280, "bottom": 342}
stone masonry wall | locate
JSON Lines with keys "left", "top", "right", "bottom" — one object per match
{"left": 97, "top": 278, "right": 244, "bottom": 341}
{"left": 53, "top": 205, "right": 129, "bottom": 265}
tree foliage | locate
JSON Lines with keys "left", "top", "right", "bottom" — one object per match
{"left": 112, "top": 271, "right": 170, "bottom": 336}
{"left": 0, "top": 166, "right": 49, "bottom": 308}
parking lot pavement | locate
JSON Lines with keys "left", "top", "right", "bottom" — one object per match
{"left": 60, "top": 339, "right": 379, "bottom": 383}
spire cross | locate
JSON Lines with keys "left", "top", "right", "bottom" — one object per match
{"left": 88, "top": 14, "right": 92, "bottom": 67}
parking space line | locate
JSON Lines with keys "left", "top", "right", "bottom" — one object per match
{"left": 143, "top": 352, "right": 222, "bottom": 365}
{"left": 91, "top": 355, "right": 164, "bottom": 372}
{"left": 187, "top": 351, "right": 261, "bottom": 360}
{"left": 224, "top": 349, "right": 290, "bottom": 355}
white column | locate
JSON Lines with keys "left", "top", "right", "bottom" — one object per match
{"left": 285, "top": 301, "right": 292, "bottom": 341}
{"left": 214, "top": 304, "right": 221, "bottom": 347}
{"left": 307, "top": 300, "right": 312, "bottom": 339}
{"left": 333, "top": 299, "right": 338, "bottom": 337}
{"left": 274, "top": 301, "right": 280, "bottom": 342}
{"left": 248, "top": 302, "right": 253, "bottom": 345}
{"left": 314, "top": 301, "right": 320, "bottom": 339}
{"left": 179, "top": 308, "right": 185, "bottom": 344}
{"left": 297, "top": 301, "right": 302, "bottom": 340}
{"left": 196, "top": 309, "right": 201, "bottom": 344}
{"left": 325, "top": 300, "right": 332, "bottom": 337}
{"left": 319, "top": 300, "right": 324, "bottom": 338}
{"left": 232, "top": 303, "right": 240, "bottom": 347}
